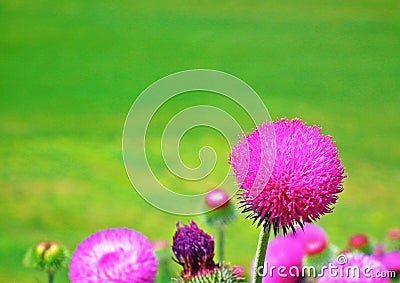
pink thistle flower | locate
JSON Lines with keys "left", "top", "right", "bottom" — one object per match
{"left": 291, "top": 223, "right": 328, "bottom": 255}
{"left": 378, "top": 251, "right": 400, "bottom": 272}
{"left": 372, "top": 244, "right": 385, "bottom": 257}
{"left": 68, "top": 228, "right": 157, "bottom": 283}
{"left": 317, "top": 254, "right": 389, "bottom": 283}
{"left": 229, "top": 118, "right": 346, "bottom": 234}
{"left": 349, "top": 234, "right": 369, "bottom": 249}
{"left": 250, "top": 235, "right": 304, "bottom": 283}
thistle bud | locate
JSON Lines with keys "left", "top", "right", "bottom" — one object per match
{"left": 202, "top": 188, "right": 237, "bottom": 228}
{"left": 386, "top": 228, "right": 400, "bottom": 252}
{"left": 349, "top": 234, "right": 373, "bottom": 254}
{"left": 23, "top": 241, "right": 69, "bottom": 274}
{"left": 303, "top": 244, "right": 338, "bottom": 277}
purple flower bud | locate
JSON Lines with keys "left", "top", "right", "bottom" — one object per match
{"left": 172, "top": 221, "right": 216, "bottom": 279}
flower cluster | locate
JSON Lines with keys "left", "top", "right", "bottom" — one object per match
{"left": 23, "top": 117, "right": 398, "bottom": 283}
{"left": 250, "top": 224, "right": 400, "bottom": 283}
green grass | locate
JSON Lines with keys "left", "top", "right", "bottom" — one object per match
{"left": 1, "top": 0, "right": 400, "bottom": 282}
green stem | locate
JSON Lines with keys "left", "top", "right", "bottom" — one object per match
{"left": 218, "top": 227, "right": 224, "bottom": 263}
{"left": 48, "top": 272, "right": 54, "bottom": 283}
{"left": 252, "top": 223, "right": 271, "bottom": 283}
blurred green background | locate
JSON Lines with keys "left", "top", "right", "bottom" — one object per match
{"left": 1, "top": 0, "right": 399, "bottom": 282}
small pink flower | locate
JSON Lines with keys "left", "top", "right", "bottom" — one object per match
{"left": 372, "top": 244, "right": 385, "bottom": 257}
{"left": 205, "top": 188, "right": 230, "bottom": 209}
{"left": 291, "top": 223, "right": 328, "bottom": 255}
{"left": 349, "top": 234, "right": 369, "bottom": 249}
{"left": 232, "top": 265, "right": 245, "bottom": 277}
{"left": 388, "top": 228, "right": 400, "bottom": 240}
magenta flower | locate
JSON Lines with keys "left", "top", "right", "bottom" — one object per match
{"left": 378, "top": 251, "right": 400, "bottom": 272}
{"left": 318, "top": 254, "right": 389, "bottom": 283}
{"left": 251, "top": 235, "right": 304, "bottom": 283}
{"left": 349, "top": 234, "right": 368, "bottom": 248}
{"left": 229, "top": 118, "right": 346, "bottom": 234}
{"left": 291, "top": 223, "right": 328, "bottom": 255}
{"left": 69, "top": 228, "right": 157, "bottom": 283}
{"left": 172, "top": 221, "right": 216, "bottom": 279}
{"left": 372, "top": 244, "right": 385, "bottom": 257}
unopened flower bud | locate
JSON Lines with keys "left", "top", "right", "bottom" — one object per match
{"left": 388, "top": 228, "right": 400, "bottom": 240}
{"left": 23, "top": 241, "right": 69, "bottom": 273}
{"left": 349, "top": 234, "right": 373, "bottom": 254}
{"left": 303, "top": 244, "right": 338, "bottom": 277}
{"left": 202, "top": 188, "right": 237, "bottom": 228}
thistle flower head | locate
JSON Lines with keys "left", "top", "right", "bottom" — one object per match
{"left": 172, "top": 221, "right": 216, "bottom": 279}
{"left": 349, "top": 234, "right": 373, "bottom": 254}
{"left": 68, "top": 228, "right": 157, "bottom": 283}
{"left": 349, "top": 234, "right": 368, "bottom": 248}
{"left": 318, "top": 254, "right": 389, "bottom": 283}
{"left": 378, "top": 251, "right": 400, "bottom": 272}
{"left": 229, "top": 118, "right": 346, "bottom": 234}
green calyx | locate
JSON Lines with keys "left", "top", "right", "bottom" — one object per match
{"left": 202, "top": 202, "right": 237, "bottom": 229}
{"left": 174, "top": 264, "right": 246, "bottom": 283}
{"left": 350, "top": 242, "right": 374, "bottom": 255}
{"left": 385, "top": 239, "right": 400, "bottom": 252}
{"left": 302, "top": 244, "right": 338, "bottom": 277}
{"left": 23, "top": 241, "right": 70, "bottom": 274}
